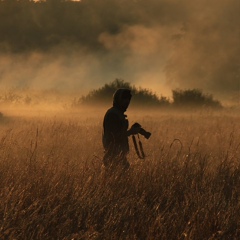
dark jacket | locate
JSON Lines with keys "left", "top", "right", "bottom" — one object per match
{"left": 102, "top": 89, "right": 131, "bottom": 159}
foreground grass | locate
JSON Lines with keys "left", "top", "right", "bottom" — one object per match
{"left": 0, "top": 109, "right": 240, "bottom": 239}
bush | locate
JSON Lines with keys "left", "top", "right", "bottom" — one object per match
{"left": 74, "top": 79, "right": 170, "bottom": 108}
{"left": 73, "top": 80, "right": 223, "bottom": 110}
{"left": 172, "top": 88, "right": 222, "bottom": 109}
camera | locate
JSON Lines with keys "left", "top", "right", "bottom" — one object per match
{"left": 133, "top": 123, "right": 151, "bottom": 139}
{"left": 139, "top": 128, "right": 151, "bottom": 139}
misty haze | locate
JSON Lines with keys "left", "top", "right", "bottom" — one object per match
{"left": 0, "top": 0, "right": 239, "bottom": 106}
{"left": 1, "top": 1, "right": 240, "bottom": 239}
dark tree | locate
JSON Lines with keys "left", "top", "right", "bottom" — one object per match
{"left": 74, "top": 79, "right": 170, "bottom": 108}
{"left": 172, "top": 88, "right": 222, "bottom": 109}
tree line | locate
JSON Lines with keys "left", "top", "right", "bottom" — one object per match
{"left": 0, "top": 79, "right": 222, "bottom": 109}
{"left": 76, "top": 79, "right": 222, "bottom": 109}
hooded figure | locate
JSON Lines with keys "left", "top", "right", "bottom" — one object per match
{"left": 102, "top": 88, "right": 140, "bottom": 170}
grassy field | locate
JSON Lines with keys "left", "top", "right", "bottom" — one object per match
{"left": 0, "top": 107, "right": 240, "bottom": 239}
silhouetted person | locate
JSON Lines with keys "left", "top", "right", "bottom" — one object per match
{"left": 102, "top": 88, "right": 140, "bottom": 171}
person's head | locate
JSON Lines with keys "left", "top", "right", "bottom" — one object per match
{"left": 113, "top": 88, "right": 132, "bottom": 112}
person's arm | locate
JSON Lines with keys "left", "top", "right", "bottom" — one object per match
{"left": 127, "top": 123, "right": 141, "bottom": 136}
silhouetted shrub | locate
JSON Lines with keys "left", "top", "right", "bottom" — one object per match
{"left": 75, "top": 79, "right": 170, "bottom": 107}
{"left": 74, "top": 80, "right": 223, "bottom": 109}
{"left": 172, "top": 88, "right": 222, "bottom": 109}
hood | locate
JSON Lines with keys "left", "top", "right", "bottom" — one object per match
{"left": 113, "top": 88, "right": 132, "bottom": 112}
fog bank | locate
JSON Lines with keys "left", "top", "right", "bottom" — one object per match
{"left": 0, "top": 0, "right": 239, "bottom": 105}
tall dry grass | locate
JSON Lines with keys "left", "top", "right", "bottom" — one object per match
{"left": 0, "top": 109, "right": 240, "bottom": 239}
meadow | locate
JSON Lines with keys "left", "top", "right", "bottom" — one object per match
{"left": 0, "top": 106, "right": 240, "bottom": 239}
